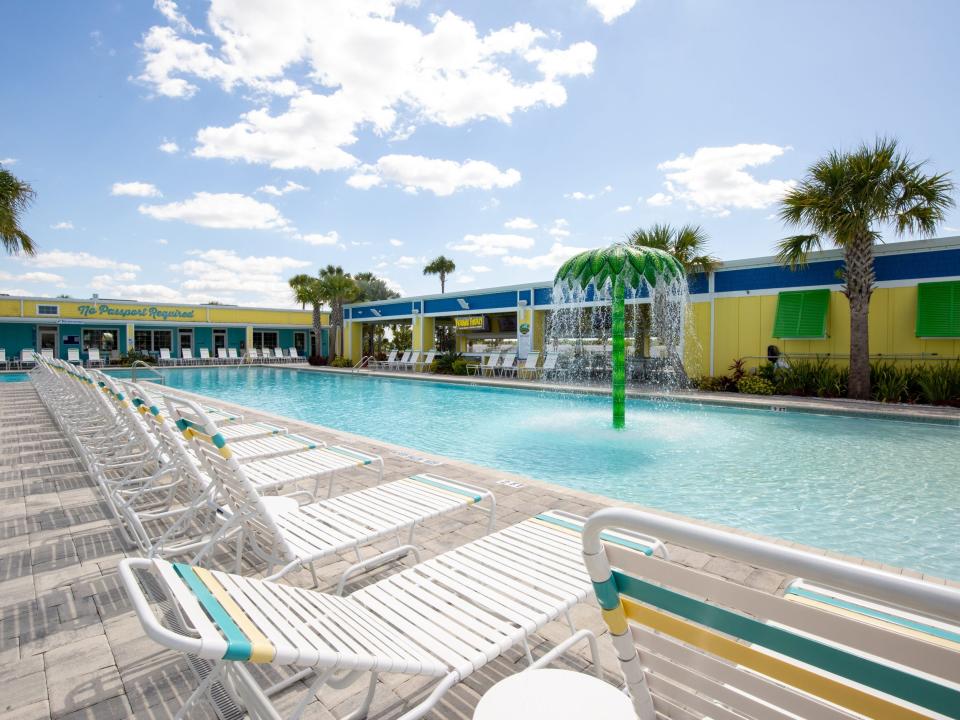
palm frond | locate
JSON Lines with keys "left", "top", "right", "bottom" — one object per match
{"left": 776, "top": 234, "right": 822, "bottom": 269}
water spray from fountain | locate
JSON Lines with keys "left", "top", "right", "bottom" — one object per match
{"left": 551, "top": 242, "right": 689, "bottom": 429}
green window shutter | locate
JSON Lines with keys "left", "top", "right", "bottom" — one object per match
{"left": 916, "top": 281, "right": 960, "bottom": 337}
{"left": 772, "top": 289, "right": 830, "bottom": 339}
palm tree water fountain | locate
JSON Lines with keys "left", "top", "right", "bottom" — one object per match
{"left": 552, "top": 243, "right": 688, "bottom": 429}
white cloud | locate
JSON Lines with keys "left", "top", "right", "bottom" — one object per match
{"left": 645, "top": 192, "right": 673, "bottom": 207}
{"left": 565, "top": 184, "right": 612, "bottom": 201}
{"left": 158, "top": 139, "right": 180, "bottom": 153}
{"left": 138, "top": 5, "right": 595, "bottom": 173}
{"left": 112, "top": 181, "right": 162, "bottom": 197}
{"left": 257, "top": 180, "right": 308, "bottom": 196}
{"left": 587, "top": 0, "right": 638, "bottom": 24}
{"left": 394, "top": 255, "right": 425, "bottom": 268}
{"left": 380, "top": 276, "right": 405, "bottom": 295}
{"left": 504, "top": 217, "right": 537, "bottom": 230}
{"left": 23, "top": 250, "right": 140, "bottom": 272}
{"left": 450, "top": 233, "right": 535, "bottom": 257}
{"left": 616, "top": 205, "right": 632, "bottom": 213}
{"left": 50, "top": 221, "right": 74, "bottom": 230}
{"left": 502, "top": 242, "right": 587, "bottom": 270}
{"left": 154, "top": 0, "right": 202, "bottom": 36}
{"left": 548, "top": 218, "right": 570, "bottom": 238}
{"left": 138, "top": 192, "right": 289, "bottom": 229}
{"left": 454, "top": 274, "right": 476, "bottom": 285}
{"left": 0, "top": 158, "right": 17, "bottom": 165}
{"left": 171, "top": 249, "right": 312, "bottom": 306}
{"left": 157, "top": 238, "right": 169, "bottom": 245}
{"left": 348, "top": 155, "right": 520, "bottom": 196}
{"left": 470, "top": 265, "right": 491, "bottom": 272}
{"left": 0, "top": 270, "right": 66, "bottom": 286}
{"left": 943, "top": 226, "right": 960, "bottom": 233}
{"left": 388, "top": 238, "right": 404, "bottom": 247}
{"left": 653, "top": 143, "right": 796, "bottom": 216}
{"left": 297, "top": 231, "right": 339, "bottom": 246}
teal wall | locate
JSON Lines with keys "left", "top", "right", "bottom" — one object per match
{"left": 227, "top": 327, "right": 246, "bottom": 350}
{"left": 0, "top": 323, "right": 38, "bottom": 358}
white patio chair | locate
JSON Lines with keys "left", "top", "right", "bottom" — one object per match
{"left": 198, "top": 348, "right": 214, "bottom": 364}
{"left": 412, "top": 349, "right": 436, "bottom": 372}
{"left": 371, "top": 349, "right": 397, "bottom": 369}
{"left": 216, "top": 348, "right": 229, "bottom": 364}
{"left": 504, "top": 351, "right": 539, "bottom": 379}
{"left": 67, "top": 348, "right": 81, "bottom": 364}
{"left": 86, "top": 347, "right": 103, "bottom": 367}
{"left": 181, "top": 348, "right": 196, "bottom": 366}
{"left": 227, "top": 348, "right": 240, "bottom": 364}
{"left": 0, "top": 348, "right": 6, "bottom": 370}
{"left": 287, "top": 347, "right": 302, "bottom": 362}
{"left": 158, "top": 348, "right": 175, "bottom": 366}
{"left": 246, "top": 348, "right": 260, "bottom": 364}
{"left": 495, "top": 351, "right": 516, "bottom": 376}
{"left": 19, "top": 348, "right": 36, "bottom": 369}
{"left": 41, "top": 348, "right": 55, "bottom": 361}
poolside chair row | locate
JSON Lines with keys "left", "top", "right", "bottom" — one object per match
{"left": 466, "top": 349, "right": 566, "bottom": 380}
{"left": 155, "top": 346, "right": 304, "bottom": 366}
{"left": 369, "top": 348, "right": 438, "bottom": 372}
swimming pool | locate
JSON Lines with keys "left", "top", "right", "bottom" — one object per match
{"left": 136, "top": 367, "right": 960, "bottom": 578}
{"left": 0, "top": 373, "right": 28, "bottom": 382}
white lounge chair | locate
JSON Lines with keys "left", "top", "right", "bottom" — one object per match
{"left": 504, "top": 351, "right": 539, "bottom": 379}
{"left": 119, "top": 510, "right": 607, "bottom": 720}
{"left": 246, "top": 348, "right": 261, "bottom": 364}
{"left": 41, "top": 348, "right": 54, "bottom": 361}
{"left": 532, "top": 352, "right": 563, "bottom": 380}
{"left": 371, "top": 349, "right": 397, "bottom": 369}
{"left": 67, "top": 348, "right": 81, "bottom": 364}
{"left": 19, "top": 349, "right": 36, "bottom": 369}
{"left": 582, "top": 506, "right": 960, "bottom": 720}
{"left": 227, "top": 348, "right": 240, "bottom": 364}
{"left": 0, "top": 348, "right": 6, "bottom": 370}
{"left": 390, "top": 349, "right": 412, "bottom": 370}
{"left": 85, "top": 347, "right": 103, "bottom": 367}
{"left": 198, "top": 348, "right": 214, "bottom": 364}
{"left": 495, "top": 351, "right": 516, "bottom": 376}
{"left": 158, "top": 348, "right": 174, "bottom": 366}
{"left": 287, "top": 347, "right": 302, "bottom": 362}
{"left": 216, "top": 348, "right": 229, "bottom": 364}
{"left": 468, "top": 351, "right": 500, "bottom": 376}
{"left": 181, "top": 348, "right": 196, "bottom": 366}
{"left": 412, "top": 349, "right": 436, "bottom": 372}
{"left": 166, "top": 395, "right": 384, "bottom": 500}
{"left": 402, "top": 350, "right": 422, "bottom": 371}
{"left": 271, "top": 347, "right": 288, "bottom": 363}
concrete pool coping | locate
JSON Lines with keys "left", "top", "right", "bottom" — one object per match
{"left": 289, "top": 364, "right": 960, "bottom": 426}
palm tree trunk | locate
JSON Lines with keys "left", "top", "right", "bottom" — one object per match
{"left": 312, "top": 304, "right": 322, "bottom": 358}
{"left": 844, "top": 235, "right": 875, "bottom": 400}
{"left": 440, "top": 274, "right": 446, "bottom": 293}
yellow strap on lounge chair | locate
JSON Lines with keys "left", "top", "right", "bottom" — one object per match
{"left": 192, "top": 567, "right": 274, "bottom": 663}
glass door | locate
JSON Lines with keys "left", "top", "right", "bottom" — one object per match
{"left": 294, "top": 332, "right": 306, "bottom": 355}
{"left": 38, "top": 326, "right": 58, "bottom": 357}
{"left": 213, "top": 329, "right": 227, "bottom": 352}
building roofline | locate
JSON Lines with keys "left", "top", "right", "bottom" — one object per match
{"left": 0, "top": 295, "right": 312, "bottom": 315}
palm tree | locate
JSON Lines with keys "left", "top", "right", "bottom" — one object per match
{"left": 0, "top": 166, "right": 37, "bottom": 256}
{"left": 626, "top": 224, "right": 717, "bottom": 356}
{"left": 319, "top": 264, "right": 359, "bottom": 360}
{"left": 354, "top": 272, "right": 400, "bottom": 356}
{"left": 423, "top": 255, "right": 456, "bottom": 293}
{"left": 289, "top": 273, "right": 324, "bottom": 358}
{"left": 777, "top": 138, "right": 954, "bottom": 399}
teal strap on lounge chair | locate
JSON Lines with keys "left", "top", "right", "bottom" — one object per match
{"left": 325, "top": 446, "right": 373, "bottom": 464}
{"left": 172, "top": 563, "right": 251, "bottom": 661}
{"left": 411, "top": 474, "right": 483, "bottom": 503}
{"left": 614, "top": 571, "right": 960, "bottom": 718}
{"left": 287, "top": 434, "right": 319, "bottom": 449}
{"left": 535, "top": 513, "right": 653, "bottom": 556}
{"left": 786, "top": 584, "right": 960, "bottom": 645}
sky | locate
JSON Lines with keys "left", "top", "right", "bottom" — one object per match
{"left": 2, "top": 0, "right": 959, "bottom": 308}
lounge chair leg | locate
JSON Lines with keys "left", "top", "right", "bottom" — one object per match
{"left": 309, "top": 562, "right": 319, "bottom": 588}
{"left": 393, "top": 673, "right": 459, "bottom": 720}
{"left": 339, "top": 671, "right": 378, "bottom": 720}
{"left": 289, "top": 666, "right": 336, "bottom": 720}
{"left": 175, "top": 662, "right": 224, "bottom": 720}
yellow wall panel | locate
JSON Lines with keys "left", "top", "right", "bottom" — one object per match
{"left": 0, "top": 300, "right": 21, "bottom": 318}
{"left": 683, "top": 301, "right": 710, "bottom": 377}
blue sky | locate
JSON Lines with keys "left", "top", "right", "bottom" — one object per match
{"left": 2, "top": 0, "right": 959, "bottom": 307}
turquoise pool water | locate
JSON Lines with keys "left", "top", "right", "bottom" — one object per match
{"left": 0, "top": 373, "right": 28, "bottom": 382}
{"left": 129, "top": 367, "right": 960, "bottom": 578}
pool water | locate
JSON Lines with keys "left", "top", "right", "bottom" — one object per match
{"left": 136, "top": 367, "right": 960, "bottom": 578}
{"left": 0, "top": 373, "right": 28, "bottom": 382}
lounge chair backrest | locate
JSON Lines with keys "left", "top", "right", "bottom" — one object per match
{"left": 199, "top": 348, "right": 210, "bottom": 359}
{"left": 248, "top": 348, "right": 260, "bottom": 359}
{"left": 0, "top": 348, "right": 5, "bottom": 362}
{"left": 288, "top": 347, "right": 300, "bottom": 359}
{"left": 499, "top": 352, "right": 516, "bottom": 368}
{"left": 273, "top": 347, "right": 284, "bottom": 359}
{"left": 422, "top": 351, "right": 436, "bottom": 364}
{"left": 160, "top": 348, "right": 171, "bottom": 360}
{"left": 582, "top": 508, "right": 960, "bottom": 720}
{"left": 217, "top": 348, "right": 228, "bottom": 359}
{"left": 227, "top": 348, "right": 239, "bottom": 359}
{"left": 182, "top": 348, "right": 193, "bottom": 360}
{"left": 88, "top": 347, "right": 101, "bottom": 361}
{"left": 164, "top": 395, "right": 291, "bottom": 564}
{"left": 398, "top": 350, "right": 412, "bottom": 364}
{"left": 541, "top": 353, "right": 558, "bottom": 370}
{"left": 522, "top": 351, "right": 540, "bottom": 368}
{"left": 41, "top": 348, "right": 54, "bottom": 360}
{"left": 90, "top": 370, "right": 157, "bottom": 452}
{"left": 384, "top": 349, "right": 398, "bottom": 363}
{"left": 483, "top": 351, "right": 501, "bottom": 367}
{"left": 67, "top": 348, "right": 80, "bottom": 362}
{"left": 21, "top": 349, "right": 35, "bottom": 362}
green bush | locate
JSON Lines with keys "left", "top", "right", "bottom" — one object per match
{"left": 915, "top": 362, "right": 960, "bottom": 405}
{"left": 870, "top": 362, "right": 909, "bottom": 403}
{"left": 451, "top": 358, "right": 469, "bottom": 375}
{"left": 432, "top": 351, "right": 463, "bottom": 375}
{"left": 815, "top": 364, "right": 848, "bottom": 398}
{"left": 694, "top": 375, "right": 734, "bottom": 392}
{"left": 119, "top": 350, "right": 154, "bottom": 367}
{"left": 737, "top": 375, "right": 775, "bottom": 395}
{"left": 774, "top": 359, "right": 824, "bottom": 396}
{"left": 330, "top": 357, "right": 352, "bottom": 368}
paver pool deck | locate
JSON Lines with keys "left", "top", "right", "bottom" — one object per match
{"left": 1, "top": 376, "right": 956, "bottom": 719}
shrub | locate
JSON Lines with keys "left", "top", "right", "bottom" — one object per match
{"left": 451, "top": 358, "right": 469, "bottom": 375}
{"left": 330, "top": 357, "right": 352, "bottom": 368}
{"left": 757, "top": 361, "right": 777, "bottom": 383}
{"left": 870, "top": 362, "right": 909, "bottom": 403}
{"left": 915, "top": 361, "right": 960, "bottom": 405}
{"left": 815, "top": 364, "right": 848, "bottom": 398}
{"left": 119, "top": 350, "right": 154, "bottom": 367}
{"left": 728, "top": 358, "right": 747, "bottom": 383}
{"left": 307, "top": 355, "right": 328, "bottom": 366}
{"left": 432, "top": 351, "right": 463, "bottom": 375}
{"left": 694, "top": 375, "right": 734, "bottom": 392}
{"left": 737, "top": 376, "right": 775, "bottom": 395}
{"left": 774, "top": 359, "right": 825, "bottom": 396}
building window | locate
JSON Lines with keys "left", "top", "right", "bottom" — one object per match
{"left": 294, "top": 332, "right": 306, "bottom": 354}
{"left": 772, "top": 289, "right": 830, "bottom": 339}
{"left": 134, "top": 329, "right": 173, "bottom": 352}
{"left": 178, "top": 328, "right": 193, "bottom": 350}
{"left": 37, "top": 304, "right": 59, "bottom": 316}
{"left": 82, "top": 329, "right": 116, "bottom": 351}
{"left": 252, "top": 331, "right": 279, "bottom": 349}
